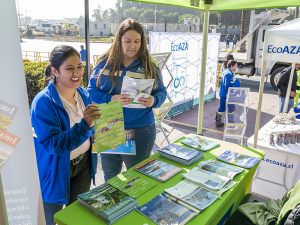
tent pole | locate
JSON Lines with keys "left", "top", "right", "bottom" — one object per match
{"left": 254, "top": 47, "right": 266, "bottom": 148}
{"left": 0, "top": 173, "right": 9, "bottom": 225}
{"left": 283, "top": 63, "right": 296, "bottom": 113}
{"left": 197, "top": 5, "right": 210, "bottom": 135}
{"left": 84, "top": 0, "right": 91, "bottom": 79}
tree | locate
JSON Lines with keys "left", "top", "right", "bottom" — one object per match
{"left": 92, "top": 5, "right": 102, "bottom": 22}
{"left": 240, "top": 10, "right": 251, "bottom": 52}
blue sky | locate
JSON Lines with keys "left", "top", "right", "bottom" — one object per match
{"left": 16, "top": 0, "right": 117, "bottom": 19}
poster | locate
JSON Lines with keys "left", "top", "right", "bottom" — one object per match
{"left": 0, "top": 0, "right": 45, "bottom": 224}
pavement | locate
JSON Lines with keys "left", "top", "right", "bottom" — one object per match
{"left": 94, "top": 74, "right": 280, "bottom": 186}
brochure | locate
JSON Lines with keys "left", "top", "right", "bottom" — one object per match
{"left": 94, "top": 101, "right": 126, "bottom": 153}
{"left": 163, "top": 180, "right": 219, "bottom": 212}
{"left": 121, "top": 76, "right": 155, "bottom": 108}
{"left": 198, "top": 159, "right": 244, "bottom": 179}
{"left": 134, "top": 158, "right": 182, "bottom": 182}
{"left": 217, "top": 150, "right": 259, "bottom": 169}
{"left": 183, "top": 167, "right": 230, "bottom": 190}
{"left": 180, "top": 135, "right": 220, "bottom": 151}
{"left": 77, "top": 183, "right": 137, "bottom": 224}
{"left": 107, "top": 170, "right": 156, "bottom": 198}
{"left": 137, "top": 194, "right": 197, "bottom": 225}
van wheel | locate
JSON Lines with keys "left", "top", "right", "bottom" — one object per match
{"left": 270, "top": 67, "right": 287, "bottom": 90}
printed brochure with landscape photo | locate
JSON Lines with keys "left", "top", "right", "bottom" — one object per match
{"left": 217, "top": 150, "right": 259, "bottom": 169}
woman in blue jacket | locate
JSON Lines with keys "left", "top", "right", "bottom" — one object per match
{"left": 216, "top": 60, "right": 240, "bottom": 127}
{"left": 88, "top": 18, "right": 167, "bottom": 181}
{"left": 31, "top": 45, "right": 101, "bottom": 225}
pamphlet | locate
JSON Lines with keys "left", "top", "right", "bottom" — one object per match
{"left": 94, "top": 101, "right": 126, "bottom": 153}
{"left": 217, "top": 150, "right": 259, "bottom": 169}
{"left": 107, "top": 170, "right": 156, "bottom": 198}
{"left": 134, "top": 158, "right": 182, "bottom": 182}
{"left": 137, "top": 194, "right": 197, "bottom": 225}
{"left": 198, "top": 159, "right": 244, "bottom": 179}
{"left": 180, "top": 135, "right": 220, "bottom": 151}
{"left": 121, "top": 76, "right": 155, "bottom": 108}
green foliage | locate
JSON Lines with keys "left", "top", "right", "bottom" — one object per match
{"left": 24, "top": 61, "right": 47, "bottom": 105}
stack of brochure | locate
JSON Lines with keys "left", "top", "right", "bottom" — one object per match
{"left": 217, "top": 150, "right": 259, "bottom": 169}
{"left": 180, "top": 135, "right": 220, "bottom": 151}
{"left": 137, "top": 194, "right": 197, "bottom": 225}
{"left": 158, "top": 143, "right": 203, "bottom": 165}
{"left": 134, "top": 158, "right": 182, "bottom": 182}
{"left": 77, "top": 183, "right": 137, "bottom": 224}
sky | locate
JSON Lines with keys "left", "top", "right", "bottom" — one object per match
{"left": 16, "top": 0, "right": 117, "bottom": 20}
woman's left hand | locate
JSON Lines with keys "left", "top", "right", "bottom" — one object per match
{"left": 138, "top": 96, "right": 154, "bottom": 108}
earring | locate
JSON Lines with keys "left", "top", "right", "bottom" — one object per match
{"left": 56, "top": 77, "right": 60, "bottom": 81}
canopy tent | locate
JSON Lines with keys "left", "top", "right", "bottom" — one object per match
{"left": 125, "top": 0, "right": 300, "bottom": 136}
{"left": 254, "top": 18, "right": 300, "bottom": 147}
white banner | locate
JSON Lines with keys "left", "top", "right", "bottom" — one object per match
{"left": 149, "top": 32, "right": 220, "bottom": 106}
{"left": 0, "top": 1, "right": 45, "bottom": 225}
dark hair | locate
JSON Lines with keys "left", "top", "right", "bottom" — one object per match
{"left": 45, "top": 45, "right": 80, "bottom": 84}
{"left": 227, "top": 60, "right": 238, "bottom": 69}
{"left": 223, "top": 54, "right": 234, "bottom": 69}
{"left": 96, "top": 18, "right": 157, "bottom": 90}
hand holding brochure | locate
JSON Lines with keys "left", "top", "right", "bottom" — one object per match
{"left": 94, "top": 102, "right": 125, "bottom": 153}
{"left": 198, "top": 159, "right": 244, "bottom": 179}
{"left": 217, "top": 150, "right": 259, "bottom": 169}
{"left": 121, "top": 76, "right": 155, "bottom": 108}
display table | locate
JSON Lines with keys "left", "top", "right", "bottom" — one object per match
{"left": 55, "top": 136, "right": 264, "bottom": 225}
{"left": 248, "top": 118, "right": 300, "bottom": 199}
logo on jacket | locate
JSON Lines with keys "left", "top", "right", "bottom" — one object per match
{"left": 136, "top": 67, "right": 144, "bottom": 73}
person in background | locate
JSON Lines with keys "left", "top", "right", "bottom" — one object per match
{"left": 224, "top": 34, "right": 231, "bottom": 49}
{"left": 220, "top": 54, "right": 234, "bottom": 73}
{"left": 88, "top": 18, "right": 167, "bottom": 181}
{"left": 31, "top": 45, "right": 101, "bottom": 225}
{"left": 277, "top": 63, "right": 300, "bottom": 113}
{"left": 232, "top": 35, "right": 238, "bottom": 48}
{"left": 80, "top": 45, "right": 86, "bottom": 62}
{"left": 216, "top": 60, "right": 240, "bottom": 127}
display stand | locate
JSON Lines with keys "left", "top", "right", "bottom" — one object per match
{"left": 224, "top": 87, "right": 250, "bottom": 145}
{"left": 151, "top": 52, "right": 174, "bottom": 145}
{"left": 0, "top": 173, "right": 9, "bottom": 225}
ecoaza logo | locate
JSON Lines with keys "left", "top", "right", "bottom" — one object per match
{"left": 267, "top": 45, "right": 300, "bottom": 54}
{"left": 171, "top": 41, "right": 189, "bottom": 52}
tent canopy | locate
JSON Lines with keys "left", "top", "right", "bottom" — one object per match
{"left": 264, "top": 18, "right": 300, "bottom": 63}
{"left": 129, "top": 0, "right": 300, "bottom": 11}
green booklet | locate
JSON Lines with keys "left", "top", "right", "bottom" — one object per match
{"left": 94, "top": 101, "right": 126, "bottom": 153}
{"left": 107, "top": 170, "right": 156, "bottom": 198}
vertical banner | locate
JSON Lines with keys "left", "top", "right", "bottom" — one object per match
{"left": 0, "top": 1, "right": 45, "bottom": 225}
{"left": 149, "top": 32, "right": 220, "bottom": 114}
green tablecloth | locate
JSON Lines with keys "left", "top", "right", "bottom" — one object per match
{"left": 54, "top": 136, "right": 265, "bottom": 225}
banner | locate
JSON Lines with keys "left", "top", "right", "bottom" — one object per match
{"left": 149, "top": 32, "right": 220, "bottom": 112}
{"left": 0, "top": 1, "right": 45, "bottom": 224}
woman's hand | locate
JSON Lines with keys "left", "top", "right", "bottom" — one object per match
{"left": 139, "top": 96, "right": 154, "bottom": 108}
{"left": 83, "top": 104, "right": 101, "bottom": 127}
{"left": 111, "top": 94, "right": 132, "bottom": 106}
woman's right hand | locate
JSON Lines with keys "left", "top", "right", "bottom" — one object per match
{"left": 83, "top": 104, "right": 101, "bottom": 127}
{"left": 111, "top": 94, "right": 132, "bottom": 106}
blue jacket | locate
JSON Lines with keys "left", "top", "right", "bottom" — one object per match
{"left": 88, "top": 59, "right": 167, "bottom": 129}
{"left": 31, "top": 82, "right": 97, "bottom": 205}
{"left": 219, "top": 68, "right": 240, "bottom": 98}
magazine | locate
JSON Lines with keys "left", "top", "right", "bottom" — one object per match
{"left": 198, "top": 159, "right": 244, "bottom": 179}
{"left": 121, "top": 76, "right": 155, "bottom": 108}
{"left": 94, "top": 101, "right": 126, "bottom": 153}
{"left": 134, "top": 158, "right": 182, "bottom": 182}
{"left": 101, "top": 130, "right": 136, "bottom": 155}
{"left": 217, "top": 150, "right": 259, "bottom": 169}
{"left": 180, "top": 135, "right": 220, "bottom": 151}
{"left": 77, "top": 183, "right": 137, "bottom": 223}
{"left": 137, "top": 194, "right": 197, "bottom": 225}
{"left": 107, "top": 170, "right": 156, "bottom": 198}
{"left": 158, "top": 143, "right": 203, "bottom": 165}
{"left": 163, "top": 180, "right": 219, "bottom": 212}
{"left": 183, "top": 167, "right": 230, "bottom": 190}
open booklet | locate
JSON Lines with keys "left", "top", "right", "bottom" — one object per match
{"left": 121, "top": 76, "right": 155, "bottom": 108}
{"left": 198, "top": 159, "right": 244, "bottom": 179}
{"left": 180, "top": 134, "right": 220, "bottom": 151}
{"left": 217, "top": 150, "right": 259, "bottom": 169}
